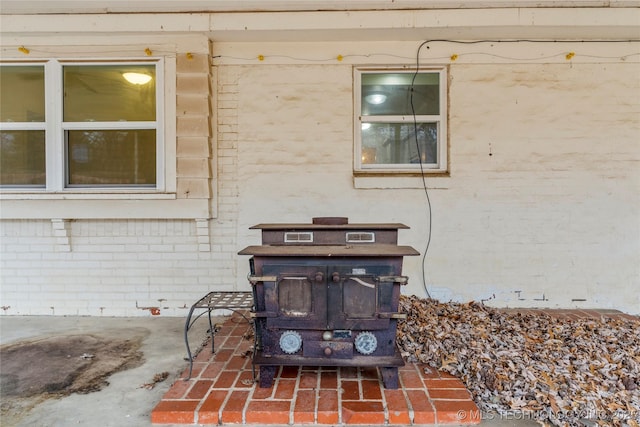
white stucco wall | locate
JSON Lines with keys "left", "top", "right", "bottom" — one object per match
{"left": 0, "top": 9, "right": 638, "bottom": 316}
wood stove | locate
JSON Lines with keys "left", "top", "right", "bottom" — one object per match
{"left": 238, "top": 217, "right": 419, "bottom": 389}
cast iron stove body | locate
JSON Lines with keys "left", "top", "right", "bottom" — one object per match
{"left": 238, "top": 217, "right": 419, "bottom": 388}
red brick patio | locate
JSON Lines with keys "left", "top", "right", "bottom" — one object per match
{"left": 151, "top": 307, "right": 637, "bottom": 425}
{"left": 151, "top": 313, "right": 480, "bottom": 425}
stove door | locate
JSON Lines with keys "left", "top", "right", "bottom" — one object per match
{"left": 263, "top": 264, "right": 328, "bottom": 330}
{"left": 327, "top": 265, "right": 396, "bottom": 330}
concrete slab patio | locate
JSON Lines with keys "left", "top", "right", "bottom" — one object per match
{"left": 0, "top": 315, "right": 211, "bottom": 427}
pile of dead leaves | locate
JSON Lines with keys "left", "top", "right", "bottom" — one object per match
{"left": 397, "top": 295, "right": 640, "bottom": 427}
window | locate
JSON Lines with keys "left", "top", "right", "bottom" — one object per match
{"left": 0, "top": 60, "right": 162, "bottom": 190}
{"left": 354, "top": 67, "right": 447, "bottom": 173}
{"left": 0, "top": 65, "right": 46, "bottom": 187}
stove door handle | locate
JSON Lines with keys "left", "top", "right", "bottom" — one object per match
{"left": 248, "top": 275, "right": 277, "bottom": 284}
{"left": 378, "top": 312, "right": 408, "bottom": 320}
{"left": 250, "top": 311, "right": 278, "bottom": 318}
{"left": 348, "top": 277, "right": 376, "bottom": 289}
{"left": 378, "top": 275, "right": 409, "bottom": 285}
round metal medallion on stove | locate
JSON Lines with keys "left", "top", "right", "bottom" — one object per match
{"left": 279, "top": 330, "right": 302, "bottom": 354}
{"left": 354, "top": 331, "right": 377, "bottom": 355}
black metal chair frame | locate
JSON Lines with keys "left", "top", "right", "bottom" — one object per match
{"left": 183, "top": 291, "right": 255, "bottom": 381}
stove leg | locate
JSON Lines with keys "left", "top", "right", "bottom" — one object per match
{"left": 380, "top": 367, "right": 399, "bottom": 389}
{"left": 259, "top": 366, "right": 277, "bottom": 388}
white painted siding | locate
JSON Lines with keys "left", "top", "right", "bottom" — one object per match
{"left": 2, "top": 1, "right": 639, "bottom": 15}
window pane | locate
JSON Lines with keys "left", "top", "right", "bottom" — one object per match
{"left": 0, "top": 65, "right": 45, "bottom": 122}
{"left": 0, "top": 130, "right": 46, "bottom": 186}
{"left": 361, "top": 122, "right": 437, "bottom": 166}
{"left": 66, "top": 130, "right": 156, "bottom": 186}
{"left": 63, "top": 65, "right": 156, "bottom": 122}
{"left": 361, "top": 73, "right": 439, "bottom": 116}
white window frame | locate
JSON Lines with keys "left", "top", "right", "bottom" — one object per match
{"left": 1, "top": 58, "right": 165, "bottom": 193}
{"left": 354, "top": 66, "right": 448, "bottom": 174}
{"left": 0, "top": 41, "right": 215, "bottom": 220}
{"left": 0, "top": 62, "right": 47, "bottom": 188}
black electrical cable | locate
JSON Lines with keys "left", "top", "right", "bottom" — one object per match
{"left": 410, "top": 39, "right": 433, "bottom": 299}
{"left": 409, "top": 38, "right": 639, "bottom": 46}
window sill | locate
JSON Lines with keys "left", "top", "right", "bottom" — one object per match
{"left": 0, "top": 191, "right": 176, "bottom": 200}
{"left": 353, "top": 169, "right": 449, "bottom": 176}
{"left": 353, "top": 172, "right": 449, "bottom": 189}
{"left": 0, "top": 193, "right": 211, "bottom": 219}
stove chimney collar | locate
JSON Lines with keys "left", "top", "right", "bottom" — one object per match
{"left": 312, "top": 217, "right": 348, "bottom": 225}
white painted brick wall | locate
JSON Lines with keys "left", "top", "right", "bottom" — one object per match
{"left": 1, "top": 43, "right": 638, "bottom": 316}
{"left": 0, "top": 219, "right": 240, "bottom": 316}
{"left": 229, "top": 60, "right": 639, "bottom": 315}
